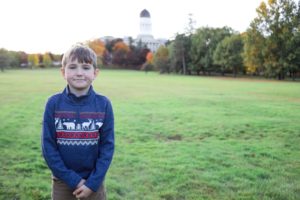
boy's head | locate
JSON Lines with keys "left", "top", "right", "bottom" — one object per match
{"left": 62, "top": 43, "right": 97, "bottom": 69}
{"left": 61, "top": 44, "right": 99, "bottom": 96}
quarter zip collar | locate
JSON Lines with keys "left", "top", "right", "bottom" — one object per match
{"left": 63, "top": 85, "right": 95, "bottom": 105}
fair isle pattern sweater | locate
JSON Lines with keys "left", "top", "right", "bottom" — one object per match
{"left": 41, "top": 86, "right": 114, "bottom": 192}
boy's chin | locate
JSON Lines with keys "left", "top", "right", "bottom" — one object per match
{"left": 69, "top": 85, "right": 90, "bottom": 91}
{"left": 74, "top": 86, "right": 89, "bottom": 90}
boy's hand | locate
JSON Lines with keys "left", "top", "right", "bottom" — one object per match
{"left": 73, "top": 185, "right": 93, "bottom": 198}
{"left": 76, "top": 179, "right": 86, "bottom": 188}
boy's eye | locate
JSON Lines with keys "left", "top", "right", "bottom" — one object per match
{"left": 67, "top": 64, "right": 77, "bottom": 69}
{"left": 83, "top": 65, "right": 91, "bottom": 70}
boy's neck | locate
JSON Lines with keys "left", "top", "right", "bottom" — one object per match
{"left": 67, "top": 85, "right": 90, "bottom": 97}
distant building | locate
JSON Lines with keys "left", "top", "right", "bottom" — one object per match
{"left": 134, "top": 9, "right": 166, "bottom": 52}
{"left": 101, "top": 9, "right": 167, "bottom": 52}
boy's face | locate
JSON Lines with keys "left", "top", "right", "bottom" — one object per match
{"left": 61, "top": 59, "right": 99, "bottom": 95}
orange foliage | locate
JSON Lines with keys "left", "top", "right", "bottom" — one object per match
{"left": 87, "top": 39, "right": 106, "bottom": 57}
{"left": 146, "top": 52, "right": 154, "bottom": 64}
{"left": 113, "top": 41, "right": 130, "bottom": 53}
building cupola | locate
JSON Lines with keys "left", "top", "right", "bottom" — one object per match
{"left": 140, "top": 9, "right": 151, "bottom": 18}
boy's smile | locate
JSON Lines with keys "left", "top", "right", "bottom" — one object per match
{"left": 61, "top": 59, "right": 99, "bottom": 96}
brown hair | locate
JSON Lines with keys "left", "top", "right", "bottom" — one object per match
{"left": 62, "top": 44, "right": 97, "bottom": 68}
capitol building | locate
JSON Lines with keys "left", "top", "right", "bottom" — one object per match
{"left": 102, "top": 9, "right": 167, "bottom": 52}
{"left": 133, "top": 9, "right": 167, "bottom": 52}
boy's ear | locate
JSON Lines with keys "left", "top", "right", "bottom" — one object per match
{"left": 61, "top": 68, "right": 66, "bottom": 78}
{"left": 94, "top": 68, "right": 99, "bottom": 77}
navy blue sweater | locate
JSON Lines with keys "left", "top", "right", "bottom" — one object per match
{"left": 41, "top": 86, "right": 114, "bottom": 192}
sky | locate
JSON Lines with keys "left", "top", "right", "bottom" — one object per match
{"left": 0, "top": 0, "right": 263, "bottom": 54}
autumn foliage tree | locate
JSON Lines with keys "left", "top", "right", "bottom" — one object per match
{"left": 86, "top": 39, "right": 106, "bottom": 56}
{"left": 154, "top": 45, "right": 170, "bottom": 73}
{"left": 43, "top": 52, "right": 52, "bottom": 68}
{"left": 28, "top": 54, "right": 39, "bottom": 68}
{"left": 246, "top": 0, "right": 300, "bottom": 79}
{"left": 243, "top": 27, "right": 265, "bottom": 75}
{"left": 87, "top": 39, "right": 106, "bottom": 67}
{"left": 112, "top": 41, "right": 130, "bottom": 66}
{"left": 141, "top": 51, "right": 154, "bottom": 72}
{"left": 146, "top": 51, "right": 154, "bottom": 64}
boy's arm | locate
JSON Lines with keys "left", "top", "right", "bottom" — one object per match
{"left": 41, "top": 97, "right": 82, "bottom": 189}
{"left": 85, "top": 99, "right": 115, "bottom": 192}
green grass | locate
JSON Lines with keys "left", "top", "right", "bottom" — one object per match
{"left": 0, "top": 69, "right": 299, "bottom": 200}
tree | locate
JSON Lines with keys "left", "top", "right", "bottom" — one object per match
{"left": 287, "top": 28, "right": 300, "bottom": 80}
{"left": 105, "top": 38, "right": 123, "bottom": 54}
{"left": 87, "top": 39, "right": 106, "bottom": 68}
{"left": 146, "top": 51, "right": 154, "bottom": 64}
{"left": 112, "top": 41, "right": 130, "bottom": 66}
{"left": 102, "top": 38, "right": 121, "bottom": 66}
{"left": 113, "top": 41, "right": 130, "bottom": 53}
{"left": 138, "top": 48, "right": 151, "bottom": 67}
{"left": 141, "top": 51, "right": 154, "bottom": 72}
{"left": 249, "top": 0, "right": 300, "bottom": 79}
{"left": 154, "top": 46, "right": 170, "bottom": 73}
{"left": 190, "top": 27, "right": 233, "bottom": 75}
{"left": 87, "top": 39, "right": 106, "bottom": 57}
{"left": 243, "top": 26, "right": 265, "bottom": 75}
{"left": 28, "top": 54, "right": 39, "bottom": 68}
{"left": 171, "top": 33, "right": 192, "bottom": 74}
{"left": 43, "top": 52, "right": 52, "bottom": 68}
{"left": 214, "top": 34, "right": 244, "bottom": 77}
{"left": 19, "top": 51, "right": 28, "bottom": 67}
{"left": 6, "top": 51, "right": 21, "bottom": 68}
{"left": 0, "top": 48, "right": 9, "bottom": 72}
{"left": 126, "top": 42, "right": 150, "bottom": 69}
{"left": 185, "top": 13, "right": 196, "bottom": 36}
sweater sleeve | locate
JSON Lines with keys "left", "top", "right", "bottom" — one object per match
{"left": 85, "top": 99, "right": 115, "bottom": 192}
{"left": 41, "top": 96, "right": 82, "bottom": 190}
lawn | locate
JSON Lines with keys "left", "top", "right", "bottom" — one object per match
{"left": 0, "top": 69, "right": 299, "bottom": 200}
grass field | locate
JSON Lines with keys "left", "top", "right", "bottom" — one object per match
{"left": 0, "top": 69, "right": 299, "bottom": 200}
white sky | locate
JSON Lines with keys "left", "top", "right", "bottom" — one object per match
{"left": 0, "top": 0, "right": 263, "bottom": 54}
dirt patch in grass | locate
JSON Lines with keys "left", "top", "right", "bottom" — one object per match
{"left": 167, "top": 134, "right": 182, "bottom": 141}
{"left": 155, "top": 133, "right": 183, "bottom": 141}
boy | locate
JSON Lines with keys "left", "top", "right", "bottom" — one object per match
{"left": 41, "top": 44, "right": 114, "bottom": 200}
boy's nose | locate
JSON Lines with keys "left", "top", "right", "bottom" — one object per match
{"left": 76, "top": 68, "right": 84, "bottom": 75}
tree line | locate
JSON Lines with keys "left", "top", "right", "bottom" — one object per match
{"left": 0, "top": 50, "right": 62, "bottom": 71}
{"left": 152, "top": 0, "right": 300, "bottom": 80}
{"left": 1, "top": 0, "right": 299, "bottom": 80}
